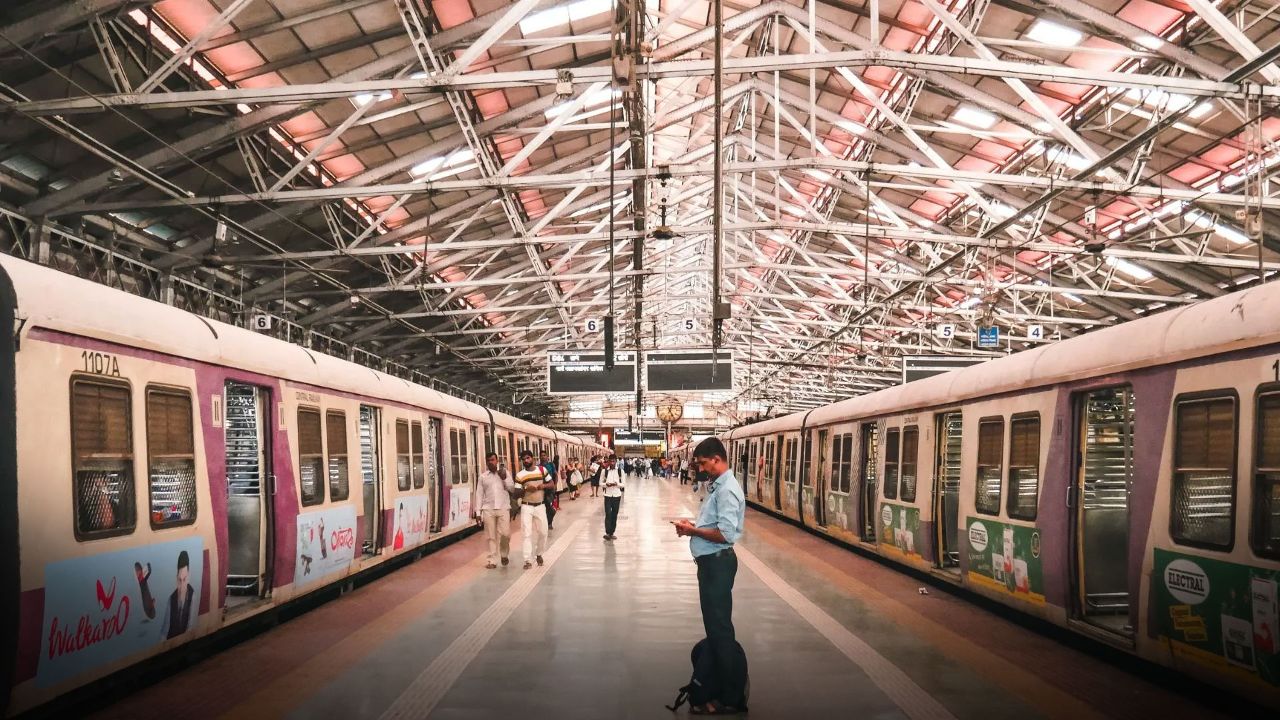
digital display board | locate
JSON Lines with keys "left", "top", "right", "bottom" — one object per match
{"left": 645, "top": 350, "right": 733, "bottom": 392}
{"left": 901, "top": 355, "right": 988, "bottom": 384}
{"left": 547, "top": 351, "right": 637, "bottom": 394}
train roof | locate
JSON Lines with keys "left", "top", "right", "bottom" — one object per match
{"left": 2, "top": 255, "right": 550, "bottom": 432}
{"left": 728, "top": 276, "right": 1280, "bottom": 435}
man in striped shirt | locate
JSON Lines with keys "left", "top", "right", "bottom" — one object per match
{"left": 515, "top": 449, "right": 554, "bottom": 569}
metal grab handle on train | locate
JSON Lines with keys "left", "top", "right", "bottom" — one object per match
{"left": 268, "top": 474, "right": 277, "bottom": 496}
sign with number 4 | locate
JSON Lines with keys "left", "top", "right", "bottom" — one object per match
{"left": 1027, "top": 324, "right": 1044, "bottom": 341}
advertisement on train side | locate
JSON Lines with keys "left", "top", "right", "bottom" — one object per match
{"left": 392, "top": 495, "right": 430, "bottom": 552}
{"left": 1153, "top": 549, "right": 1280, "bottom": 687}
{"left": 38, "top": 537, "right": 204, "bottom": 687}
{"left": 294, "top": 505, "right": 357, "bottom": 588}
{"left": 880, "top": 502, "right": 922, "bottom": 558}
{"left": 964, "top": 518, "right": 1045, "bottom": 604}
{"left": 446, "top": 487, "right": 473, "bottom": 531}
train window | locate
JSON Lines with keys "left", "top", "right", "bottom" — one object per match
{"left": 839, "top": 434, "right": 854, "bottom": 493}
{"left": 412, "top": 421, "right": 425, "bottom": 489}
{"left": 900, "top": 426, "right": 919, "bottom": 502}
{"left": 145, "top": 387, "right": 197, "bottom": 527}
{"left": 883, "top": 429, "right": 900, "bottom": 500}
{"left": 297, "top": 407, "right": 324, "bottom": 506}
{"left": 1172, "top": 395, "right": 1236, "bottom": 549}
{"left": 975, "top": 418, "right": 1003, "bottom": 516}
{"left": 395, "top": 420, "right": 412, "bottom": 492}
{"left": 784, "top": 439, "right": 797, "bottom": 484}
{"left": 449, "top": 428, "right": 465, "bottom": 485}
{"left": 1007, "top": 414, "right": 1040, "bottom": 520}
{"left": 1254, "top": 392, "right": 1280, "bottom": 559}
{"left": 72, "top": 379, "right": 138, "bottom": 538}
{"left": 327, "top": 411, "right": 349, "bottom": 501}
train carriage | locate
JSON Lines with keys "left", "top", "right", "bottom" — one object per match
{"left": 726, "top": 275, "right": 1280, "bottom": 708}
{"left": 0, "top": 255, "right": 580, "bottom": 716}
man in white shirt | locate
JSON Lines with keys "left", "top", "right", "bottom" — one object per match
{"left": 514, "top": 449, "right": 554, "bottom": 569}
{"left": 601, "top": 455, "right": 625, "bottom": 541}
{"left": 476, "top": 452, "right": 515, "bottom": 569}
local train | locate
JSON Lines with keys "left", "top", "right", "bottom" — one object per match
{"left": 0, "top": 255, "right": 604, "bottom": 716}
{"left": 723, "top": 276, "right": 1280, "bottom": 708}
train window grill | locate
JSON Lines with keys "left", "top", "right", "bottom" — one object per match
{"left": 449, "top": 428, "right": 465, "bottom": 485}
{"left": 327, "top": 411, "right": 349, "bottom": 501}
{"left": 764, "top": 441, "right": 775, "bottom": 483}
{"left": 395, "top": 420, "right": 412, "bottom": 491}
{"left": 224, "top": 383, "right": 262, "bottom": 498}
{"left": 900, "top": 426, "right": 920, "bottom": 502}
{"left": 839, "top": 434, "right": 854, "bottom": 493}
{"left": 827, "top": 435, "right": 843, "bottom": 495}
{"left": 1083, "top": 388, "right": 1135, "bottom": 512}
{"left": 1254, "top": 392, "right": 1280, "bottom": 559}
{"left": 1007, "top": 415, "right": 1041, "bottom": 520}
{"left": 72, "top": 378, "right": 136, "bottom": 538}
{"left": 146, "top": 387, "right": 197, "bottom": 527}
{"left": 783, "top": 438, "right": 797, "bottom": 485}
{"left": 884, "top": 429, "right": 900, "bottom": 500}
{"left": 297, "top": 407, "right": 324, "bottom": 506}
{"left": 801, "top": 433, "right": 813, "bottom": 487}
{"left": 412, "top": 421, "right": 425, "bottom": 489}
{"left": 936, "top": 414, "right": 962, "bottom": 509}
{"left": 1171, "top": 395, "right": 1236, "bottom": 549}
{"left": 358, "top": 406, "right": 377, "bottom": 487}
{"left": 975, "top": 418, "right": 1004, "bottom": 516}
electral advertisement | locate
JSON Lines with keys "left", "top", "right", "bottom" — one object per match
{"left": 1153, "top": 549, "right": 1280, "bottom": 686}
{"left": 38, "top": 537, "right": 204, "bottom": 687}
{"left": 964, "top": 518, "right": 1044, "bottom": 604}
{"left": 392, "top": 494, "right": 430, "bottom": 552}
{"left": 880, "top": 502, "right": 922, "bottom": 558}
{"left": 294, "top": 504, "right": 357, "bottom": 588}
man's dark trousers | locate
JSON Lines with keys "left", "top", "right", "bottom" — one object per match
{"left": 696, "top": 549, "right": 738, "bottom": 702}
{"left": 604, "top": 495, "right": 621, "bottom": 535}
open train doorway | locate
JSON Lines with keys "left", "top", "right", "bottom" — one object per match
{"left": 1072, "top": 386, "right": 1136, "bottom": 638}
{"left": 935, "top": 412, "right": 963, "bottom": 571}
{"left": 223, "top": 381, "right": 273, "bottom": 608}
{"left": 858, "top": 422, "right": 879, "bottom": 542}
{"left": 359, "top": 405, "right": 382, "bottom": 556}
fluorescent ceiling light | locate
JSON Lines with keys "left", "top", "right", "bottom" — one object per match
{"left": 1123, "top": 88, "right": 1196, "bottom": 114}
{"left": 1105, "top": 255, "right": 1153, "bottom": 281}
{"left": 410, "top": 157, "right": 445, "bottom": 177}
{"left": 1214, "top": 223, "right": 1251, "bottom": 245}
{"left": 837, "top": 120, "right": 867, "bottom": 135}
{"left": 1063, "top": 292, "right": 1084, "bottom": 303}
{"left": 804, "top": 169, "right": 831, "bottom": 181}
{"left": 1026, "top": 20, "right": 1083, "bottom": 47}
{"left": 959, "top": 295, "right": 982, "bottom": 309}
{"left": 951, "top": 105, "right": 998, "bottom": 129}
{"left": 1135, "top": 35, "right": 1164, "bottom": 50}
{"left": 1187, "top": 101, "right": 1213, "bottom": 119}
{"left": 544, "top": 87, "right": 619, "bottom": 118}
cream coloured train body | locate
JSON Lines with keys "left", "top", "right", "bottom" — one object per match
{"left": 725, "top": 277, "right": 1280, "bottom": 708}
{"left": 0, "top": 255, "right": 604, "bottom": 715}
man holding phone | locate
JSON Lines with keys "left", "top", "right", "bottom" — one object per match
{"left": 672, "top": 438, "right": 745, "bottom": 715}
{"left": 601, "top": 455, "right": 625, "bottom": 541}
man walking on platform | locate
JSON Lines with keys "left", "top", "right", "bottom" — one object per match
{"left": 540, "top": 450, "right": 559, "bottom": 531}
{"left": 515, "top": 449, "right": 553, "bottom": 569}
{"left": 476, "top": 452, "right": 515, "bottom": 568}
{"left": 674, "top": 438, "right": 746, "bottom": 715}
{"left": 601, "top": 455, "right": 625, "bottom": 541}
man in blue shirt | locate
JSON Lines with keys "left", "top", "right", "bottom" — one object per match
{"left": 674, "top": 437, "right": 745, "bottom": 714}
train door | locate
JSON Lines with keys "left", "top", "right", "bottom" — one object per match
{"left": 746, "top": 440, "right": 758, "bottom": 500}
{"left": 224, "top": 381, "right": 273, "bottom": 607}
{"left": 814, "top": 429, "right": 829, "bottom": 526}
{"left": 358, "top": 405, "right": 382, "bottom": 555}
{"left": 773, "top": 434, "right": 785, "bottom": 509}
{"left": 429, "top": 418, "right": 444, "bottom": 531}
{"left": 859, "top": 422, "right": 879, "bottom": 542}
{"left": 934, "top": 412, "right": 963, "bottom": 571}
{"left": 507, "top": 431, "right": 516, "bottom": 472}
{"left": 800, "top": 431, "right": 815, "bottom": 524}
{"left": 1072, "top": 386, "right": 1136, "bottom": 637}
{"left": 468, "top": 425, "right": 480, "bottom": 513}
{"left": 782, "top": 436, "right": 798, "bottom": 515}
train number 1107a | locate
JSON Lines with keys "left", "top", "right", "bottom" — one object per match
{"left": 81, "top": 350, "right": 121, "bottom": 377}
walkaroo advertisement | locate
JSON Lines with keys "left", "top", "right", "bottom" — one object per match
{"left": 38, "top": 537, "right": 204, "bottom": 687}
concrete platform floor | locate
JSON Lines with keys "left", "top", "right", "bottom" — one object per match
{"left": 90, "top": 478, "right": 1231, "bottom": 720}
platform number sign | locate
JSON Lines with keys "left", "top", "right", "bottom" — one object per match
{"left": 250, "top": 314, "right": 272, "bottom": 332}
{"left": 1027, "top": 324, "right": 1044, "bottom": 341}
{"left": 936, "top": 323, "right": 956, "bottom": 340}
{"left": 682, "top": 318, "right": 697, "bottom": 333}
{"left": 585, "top": 318, "right": 601, "bottom": 334}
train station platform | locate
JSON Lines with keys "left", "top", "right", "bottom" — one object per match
{"left": 88, "top": 478, "right": 1233, "bottom": 720}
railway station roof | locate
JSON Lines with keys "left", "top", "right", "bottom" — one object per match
{"left": 2, "top": 0, "right": 1279, "bottom": 422}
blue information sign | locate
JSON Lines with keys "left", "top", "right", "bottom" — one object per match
{"left": 977, "top": 326, "right": 1000, "bottom": 348}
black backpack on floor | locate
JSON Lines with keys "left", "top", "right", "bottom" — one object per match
{"left": 666, "top": 638, "right": 750, "bottom": 712}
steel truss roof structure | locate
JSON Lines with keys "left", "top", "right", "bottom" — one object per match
{"left": 2, "top": 0, "right": 1279, "bottom": 422}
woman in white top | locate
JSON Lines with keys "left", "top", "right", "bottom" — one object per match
{"left": 568, "top": 461, "right": 584, "bottom": 500}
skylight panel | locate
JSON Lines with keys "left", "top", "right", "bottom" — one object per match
{"left": 568, "top": 0, "right": 612, "bottom": 22}
{"left": 951, "top": 105, "right": 997, "bottom": 129}
{"left": 1105, "top": 256, "right": 1153, "bottom": 281}
{"left": 410, "top": 156, "right": 446, "bottom": 177}
{"left": 520, "top": 7, "right": 570, "bottom": 34}
{"left": 1026, "top": 20, "right": 1082, "bottom": 47}
{"left": 352, "top": 91, "right": 392, "bottom": 108}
